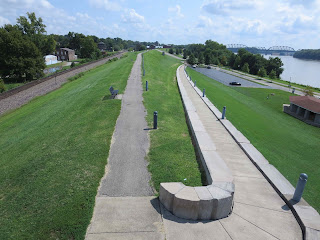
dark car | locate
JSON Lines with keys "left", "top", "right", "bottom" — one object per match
{"left": 229, "top": 82, "right": 241, "bottom": 86}
{"left": 207, "top": 66, "right": 211, "bottom": 69}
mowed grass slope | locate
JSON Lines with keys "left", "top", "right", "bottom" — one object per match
{"left": 0, "top": 53, "right": 137, "bottom": 239}
{"left": 142, "top": 51, "right": 202, "bottom": 191}
{"left": 186, "top": 67, "right": 320, "bottom": 212}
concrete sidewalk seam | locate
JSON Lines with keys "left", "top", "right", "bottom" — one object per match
{"left": 233, "top": 212, "right": 280, "bottom": 240}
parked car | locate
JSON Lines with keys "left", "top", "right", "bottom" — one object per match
{"left": 207, "top": 66, "right": 211, "bottom": 69}
{"left": 192, "top": 65, "right": 197, "bottom": 68}
{"left": 229, "top": 82, "right": 241, "bottom": 86}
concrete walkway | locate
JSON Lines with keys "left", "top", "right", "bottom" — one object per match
{"left": 160, "top": 66, "right": 302, "bottom": 240}
{"left": 85, "top": 53, "right": 165, "bottom": 239}
{"left": 86, "top": 54, "right": 303, "bottom": 239}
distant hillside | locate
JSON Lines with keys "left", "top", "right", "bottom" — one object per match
{"left": 293, "top": 49, "right": 320, "bottom": 60}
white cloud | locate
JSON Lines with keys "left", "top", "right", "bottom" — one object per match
{"left": 88, "top": 0, "right": 122, "bottom": 11}
{"left": 168, "top": 5, "right": 184, "bottom": 18}
{"left": 202, "top": 0, "right": 262, "bottom": 15}
{"left": 0, "top": 16, "right": 10, "bottom": 26}
{"left": 121, "top": 9, "right": 144, "bottom": 23}
{"left": 197, "top": 15, "right": 214, "bottom": 28}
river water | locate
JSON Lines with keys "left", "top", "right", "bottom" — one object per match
{"left": 264, "top": 55, "right": 320, "bottom": 89}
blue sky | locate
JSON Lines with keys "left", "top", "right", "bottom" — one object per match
{"left": 1, "top": 0, "right": 319, "bottom": 49}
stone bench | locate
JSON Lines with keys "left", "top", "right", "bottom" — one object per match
{"left": 159, "top": 65, "right": 234, "bottom": 220}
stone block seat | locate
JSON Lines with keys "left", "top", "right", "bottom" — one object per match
{"left": 159, "top": 66, "right": 235, "bottom": 220}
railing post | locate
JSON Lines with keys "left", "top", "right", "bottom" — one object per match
{"left": 222, "top": 106, "right": 226, "bottom": 119}
{"left": 146, "top": 81, "right": 148, "bottom": 91}
{"left": 153, "top": 111, "right": 158, "bottom": 129}
{"left": 203, "top": 89, "right": 205, "bottom": 97}
{"left": 293, "top": 173, "right": 308, "bottom": 202}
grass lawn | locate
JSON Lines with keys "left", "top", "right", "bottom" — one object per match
{"left": 186, "top": 67, "right": 320, "bottom": 212}
{"left": 0, "top": 52, "right": 137, "bottom": 239}
{"left": 142, "top": 50, "right": 203, "bottom": 192}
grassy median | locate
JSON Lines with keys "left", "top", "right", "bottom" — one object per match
{"left": 186, "top": 67, "right": 320, "bottom": 212}
{"left": 0, "top": 52, "right": 137, "bottom": 239}
{"left": 142, "top": 50, "right": 202, "bottom": 192}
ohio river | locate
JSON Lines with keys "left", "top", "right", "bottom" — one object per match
{"left": 264, "top": 55, "right": 320, "bottom": 89}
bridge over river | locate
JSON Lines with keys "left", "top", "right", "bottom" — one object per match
{"left": 227, "top": 44, "right": 296, "bottom": 56}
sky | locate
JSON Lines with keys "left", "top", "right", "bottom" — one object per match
{"left": 0, "top": 0, "right": 319, "bottom": 49}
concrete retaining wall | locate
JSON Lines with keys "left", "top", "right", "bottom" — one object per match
{"left": 185, "top": 66, "right": 320, "bottom": 239}
{"left": 159, "top": 65, "right": 235, "bottom": 220}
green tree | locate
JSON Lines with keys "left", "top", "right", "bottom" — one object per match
{"left": 241, "top": 62, "right": 250, "bottom": 73}
{"left": 169, "top": 48, "right": 174, "bottom": 54}
{"left": 0, "top": 27, "right": 45, "bottom": 82}
{"left": 233, "top": 55, "right": 241, "bottom": 69}
{"left": 16, "top": 12, "right": 56, "bottom": 55}
{"left": 183, "top": 50, "right": 187, "bottom": 59}
{"left": 269, "top": 69, "right": 276, "bottom": 79}
{"left": 258, "top": 67, "right": 267, "bottom": 77}
{"left": 0, "top": 79, "right": 5, "bottom": 93}
{"left": 204, "top": 53, "right": 211, "bottom": 65}
{"left": 198, "top": 53, "right": 204, "bottom": 64}
{"left": 80, "top": 37, "right": 97, "bottom": 58}
{"left": 220, "top": 55, "right": 227, "bottom": 66}
{"left": 187, "top": 54, "right": 196, "bottom": 65}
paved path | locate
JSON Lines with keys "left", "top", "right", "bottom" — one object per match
{"left": 217, "top": 67, "right": 320, "bottom": 98}
{"left": 160, "top": 66, "right": 302, "bottom": 240}
{"left": 194, "top": 67, "right": 269, "bottom": 88}
{"left": 86, "top": 54, "right": 302, "bottom": 239}
{"left": 86, "top": 53, "right": 164, "bottom": 240}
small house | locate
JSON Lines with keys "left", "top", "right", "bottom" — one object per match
{"left": 44, "top": 55, "right": 58, "bottom": 65}
{"left": 283, "top": 95, "right": 320, "bottom": 127}
{"left": 55, "top": 48, "right": 76, "bottom": 61}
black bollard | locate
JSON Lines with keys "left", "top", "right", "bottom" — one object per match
{"left": 153, "top": 111, "right": 158, "bottom": 129}
{"left": 146, "top": 81, "right": 148, "bottom": 91}
{"left": 293, "top": 173, "right": 308, "bottom": 202}
{"left": 222, "top": 106, "right": 226, "bottom": 119}
{"left": 203, "top": 88, "right": 205, "bottom": 97}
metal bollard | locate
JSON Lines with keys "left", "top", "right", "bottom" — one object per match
{"left": 203, "top": 88, "right": 205, "bottom": 97}
{"left": 146, "top": 81, "right": 148, "bottom": 91}
{"left": 222, "top": 106, "right": 226, "bottom": 119}
{"left": 153, "top": 111, "right": 158, "bottom": 129}
{"left": 292, "top": 88, "right": 295, "bottom": 94}
{"left": 293, "top": 173, "right": 308, "bottom": 202}
{"left": 194, "top": 80, "right": 196, "bottom": 87}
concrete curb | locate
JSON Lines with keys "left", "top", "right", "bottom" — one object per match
{"left": 185, "top": 65, "right": 320, "bottom": 239}
{"left": 159, "top": 65, "right": 235, "bottom": 221}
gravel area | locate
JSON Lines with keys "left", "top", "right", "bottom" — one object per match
{"left": 0, "top": 53, "right": 124, "bottom": 116}
{"left": 194, "top": 67, "right": 270, "bottom": 88}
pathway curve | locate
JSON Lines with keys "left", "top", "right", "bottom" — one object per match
{"left": 159, "top": 66, "right": 303, "bottom": 240}
{"left": 85, "top": 53, "right": 165, "bottom": 240}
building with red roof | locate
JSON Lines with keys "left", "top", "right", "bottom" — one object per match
{"left": 283, "top": 95, "right": 320, "bottom": 127}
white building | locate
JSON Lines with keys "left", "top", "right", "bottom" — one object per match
{"left": 44, "top": 55, "right": 58, "bottom": 65}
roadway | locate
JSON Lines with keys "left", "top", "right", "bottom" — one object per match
{"left": 193, "top": 67, "right": 269, "bottom": 89}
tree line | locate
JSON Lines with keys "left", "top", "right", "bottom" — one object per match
{"left": 0, "top": 12, "right": 161, "bottom": 86}
{"left": 184, "top": 40, "right": 284, "bottom": 79}
{"left": 293, "top": 49, "right": 320, "bottom": 60}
